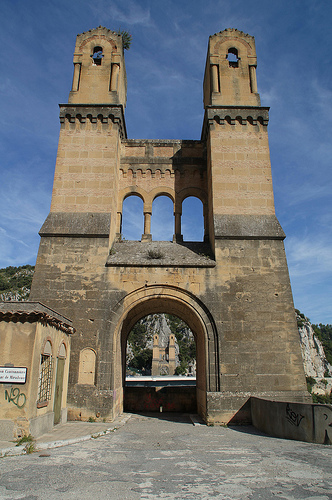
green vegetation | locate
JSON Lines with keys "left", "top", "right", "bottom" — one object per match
{"left": 312, "top": 323, "right": 332, "bottom": 366}
{"left": 0, "top": 265, "right": 34, "bottom": 301}
{"left": 16, "top": 434, "right": 35, "bottom": 453}
{"left": 116, "top": 29, "right": 132, "bottom": 50}
{"left": 147, "top": 249, "right": 164, "bottom": 260}
{"left": 306, "top": 376, "right": 332, "bottom": 405}
{"left": 295, "top": 309, "right": 306, "bottom": 328}
{"left": 306, "top": 376, "right": 316, "bottom": 393}
{"left": 166, "top": 315, "right": 196, "bottom": 375}
{"left": 15, "top": 434, "right": 34, "bottom": 446}
{"left": 312, "top": 392, "right": 332, "bottom": 405}
{"left": 127, "top": 321, "right": 153, "bottom": 374}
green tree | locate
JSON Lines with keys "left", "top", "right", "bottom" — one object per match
{"left": 312, "top": 323, "right": 332, "bottom": 365}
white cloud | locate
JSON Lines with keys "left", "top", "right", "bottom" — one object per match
{"left": 95, "top": 0, "right": 153, "bottom": 27}
{"left": 286, "top": 236, "right": 332, "bottom": 277}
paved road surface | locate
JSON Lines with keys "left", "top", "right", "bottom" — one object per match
{"left": 0, "top": 413, "right": 331, "bottom": 499}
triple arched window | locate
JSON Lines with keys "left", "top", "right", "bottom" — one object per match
{"left": 120, "top": 194, "right": 205, "bottom": 242}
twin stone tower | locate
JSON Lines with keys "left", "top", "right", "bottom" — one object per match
{"left": 30, "top": 27, "right": 308, "bottom": 424}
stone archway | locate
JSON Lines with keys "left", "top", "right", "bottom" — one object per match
{"left": 109, "top": 285, "right": 219, "bottom": 421}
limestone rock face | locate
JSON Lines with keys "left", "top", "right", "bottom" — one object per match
{"left": 297, "top": 314, "right": 332, "bottom": 378}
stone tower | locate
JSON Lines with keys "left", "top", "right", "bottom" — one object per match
{"left": 152, "top": 333, "right": 177, "bottom": 376}
{"left": 30, "top": 27, "right": 309, "bottom": 424}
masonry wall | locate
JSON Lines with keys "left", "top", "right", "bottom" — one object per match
{"left": 31, "top": 227, "right": 309, "bottom": 423}
{"left": 30, "top": 26, "right": 309, "bottom": 424}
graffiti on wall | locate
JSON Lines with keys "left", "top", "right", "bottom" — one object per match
{"left": 286, "top": 402, "right": 304, "bottom": 427}
{"left": 4, "top": 387, "right": 26, "bottom": 409}
{"left": 314, "top": 405, "right": 332, "bottom": 445}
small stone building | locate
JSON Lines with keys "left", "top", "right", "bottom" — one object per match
{"left": 0, "top": 302, "right": 73, "bottom": 440}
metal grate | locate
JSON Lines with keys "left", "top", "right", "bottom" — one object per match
{"left": 38, "top": 354, "right": 53, "bottom": 403}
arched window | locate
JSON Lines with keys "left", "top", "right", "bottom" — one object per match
{"left": 182, "top": 197, "right": 204, "bottom": 241}
{"left": 151, "top": 195, "right": 173, "bottom": 241}
{"left": 121, "top": 195, "right": 144, "bottom": 240}
{"left": 37, "top": 340, "right": 53, "bottom": 406}
{"left": 78, "top": 348, "right": 96, "bottom": 385}
{"left": 227, "top": 48, "right": 239, "bottom": 68}
{"left": 92, "top": 46, "right": 103, "bottom": 66}
{"left": 58, "top": 343, "right": 66, "bottom": 359}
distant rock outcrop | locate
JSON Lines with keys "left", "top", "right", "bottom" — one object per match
{"left": 297, "top": 311, "right": 332, "bottom": 378}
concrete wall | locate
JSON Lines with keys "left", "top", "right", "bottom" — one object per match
{"left": 251, "top": 397, "right": 332, "bottom": 445}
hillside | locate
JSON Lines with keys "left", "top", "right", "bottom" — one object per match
{"left": 0, "top": 265, "right": 35, "bottom": 301}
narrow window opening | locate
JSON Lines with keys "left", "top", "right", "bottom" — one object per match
{"left": 92, "top": 46, "right": 103, "bottom": 66}
{"left": 151, "top": 195, "right": 173, "bottom": 241}
{"left": 227, "top": 48, "right": 239, "bottom": 68}
{"left": 182, "top": 197, "right": 204, "bottom": 242}
{"left": 122, "top": 195, "right": 144, "bottom": 241}
{"left": 37, "top": 341, "right": 53, "bottom": 405}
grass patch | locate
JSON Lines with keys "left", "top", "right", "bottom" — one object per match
{"left": 147, "top": 249, "right": 164, "bottom": 260}
{"left": 16, "top": 434, "right": 34, "bottom": 446}
{"left": 16, "top": 434, "right": 35, "bottom": 454}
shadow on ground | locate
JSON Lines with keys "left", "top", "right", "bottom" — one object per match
{"left": 127, "top": 411, "right": 202, "bottom": 424}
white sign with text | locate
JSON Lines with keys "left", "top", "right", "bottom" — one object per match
{"left": 0, "top": 367, "right": 27, "bottom": 384}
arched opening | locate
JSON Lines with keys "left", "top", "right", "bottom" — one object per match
{"left": 109, "top": 286, "right": 219, "bottom": 421}
{"left": 54, "top": 342, "right": 68, "bottom": 425}
{"left": 227, "top": 48, "right": 239, "bottom": 67}
{"left": 125, "top": 313, "right": 196, "bottom": 412}
{"left": 37, "top": 340, "right": 53, "bottom": 407}
{"left": 92, "top": 46, "right": 103, "bottom": 65}
{"left": 121, "top": 195, "right": 144, "bottom": 240}
{"left": 151, "top": 195, "right": 173, "bottom": 241}
{"left": 182, "top": 196, "right": 204, "bottom": 241}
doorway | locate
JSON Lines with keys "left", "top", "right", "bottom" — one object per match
{"left": 124, "top": 313, "right": 197, "bottom": 413}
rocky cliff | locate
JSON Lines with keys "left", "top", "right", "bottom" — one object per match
{"left": 296, "top": 311, "right": 332, "bottom": 378}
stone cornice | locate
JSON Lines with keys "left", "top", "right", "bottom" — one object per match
{"left": 59, "top": 104, "right": 127, "bottom": 139}
{"left": 39, "top": 212, "right": 111, "bottom": 238}
{"left": 0, "top": 302, "right": 75, "bottom": 334}
{"left": 213, "top": 214, "right": 285, "bottom": 240}
{"left": 201, "top": 106, "right": 269, "bottom": 140}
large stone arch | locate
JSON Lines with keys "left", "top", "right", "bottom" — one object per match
{"left": 106, "top": 284, "right": 220, "bottom": 420}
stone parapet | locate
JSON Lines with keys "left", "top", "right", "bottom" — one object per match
{"left": 59, "top": 104, "right": 127, "bottom": 139}
{"left": 202, "top": 105, "right": 269, "bottom": 140}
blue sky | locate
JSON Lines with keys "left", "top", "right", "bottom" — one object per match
{"left": 0, "top": 0, "right": 331, "bottom": 324}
